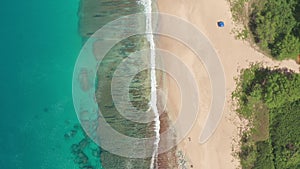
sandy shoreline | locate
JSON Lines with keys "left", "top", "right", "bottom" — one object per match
{"left": 156, "top": 0, "right": 300, "bottom": 169}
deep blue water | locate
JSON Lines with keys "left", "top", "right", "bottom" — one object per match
{"left": 0, "top": 0, "right": 84, "bottom": 168}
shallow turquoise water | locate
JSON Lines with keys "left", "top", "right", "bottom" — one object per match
{"left": 0, "top": 0, "right": 86, "bottom": 168}
{"left": 0, "top": 0, "right": 160, "bottom": 168}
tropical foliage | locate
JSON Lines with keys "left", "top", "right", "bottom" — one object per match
{"left": 249, "top": 0, "right": 300, "bottom": 60}
{"left": 233, "top": 64, "right": 300, "bottom": 168}
{"left": 230, "top": 0, "right": 300, "bottom": 60}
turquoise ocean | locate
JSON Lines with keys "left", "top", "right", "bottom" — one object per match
{"left": 0, "top": 0, "right": 158, "bottom": 168}
{"left": 0, "top": 0, "right": 85, "bottom": 168}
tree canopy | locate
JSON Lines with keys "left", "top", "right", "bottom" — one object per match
{"left": 233, "top": 64, "right": 300, "bottom": 169}
{"left": 250, "top": 0, "right": 300, "bottom": 60}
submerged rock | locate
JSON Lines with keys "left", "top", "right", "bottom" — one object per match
{"left": 78, "top": 138, "right": 89, "bottom": 149}
{"left": 91, "top": 148, "right": 101, "bottom": 157}
{"left": 71, "top": 144, "right": 81, "bottom": 154}
{"left": 80, "top": 165, "right": 94, "bottom": 169}
{"left": 64, "top": 129, "right": 77, "bottom": 139}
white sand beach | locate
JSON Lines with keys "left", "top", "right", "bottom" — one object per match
{"left": 156, "top": 0, "right": 300, "bottom": 168}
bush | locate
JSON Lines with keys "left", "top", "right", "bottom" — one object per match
{"left": 249, "top": 0, "right": 300, "bottom": 60}
{"left": 233, "top": 64, "right": 300, "bottom": 168}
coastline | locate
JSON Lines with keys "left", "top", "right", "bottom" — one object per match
{"left": 76, "top": 0, "right": 299, "bottom": 168}
{"left": 156, "top": 0, "right": 300, "bottom": 169}
{"left": 78, "top": 0, "right": 157, "bottom": 168}
{"left": 156, "top": 59, "right": 178, "bottom": 168}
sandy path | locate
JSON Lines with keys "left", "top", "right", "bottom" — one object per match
{"left": 156, "top": 0, "right": 299, "bottom": 169}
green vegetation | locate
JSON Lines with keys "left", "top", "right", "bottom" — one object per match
{"left": 229, "top": 0, "right": 251, "bottom": 40}
{"left": 230, "top": 0, "right": 300, "bottom": 60}
{"left": 230, "top": 0, "right": 249, "bottom": 23}
{"left": 233, "top": 64, "right": 300, "bottom": 169}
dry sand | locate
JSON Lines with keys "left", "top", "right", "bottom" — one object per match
{"left": 156, "top": 0, "right": 300, "bottom": 168}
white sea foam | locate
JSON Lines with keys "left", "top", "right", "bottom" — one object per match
{"left": 137, "top": 0, "right": 160, "bottom": 168}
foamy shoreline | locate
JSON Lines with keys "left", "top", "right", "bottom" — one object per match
{"left": 156, "top": 0, "right": 299, "bottom": 168}
{"left": 138, "top": 0, "right": 161, "bottom": 168}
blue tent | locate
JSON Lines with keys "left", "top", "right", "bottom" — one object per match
{"left": 217, "top": 21, "right": 225, "bottom": 27}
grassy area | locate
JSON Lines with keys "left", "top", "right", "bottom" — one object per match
{"left": 251, "top": 101, "right": 269, "bottom": 142}
{"left": 229, "top": 0, "right": 258, "bottom": 40}
{"left": 233, "top": 64, "right": 300, "bottom": 169}
{"left": 229, "top": 0, "right": 249, "bottom": 23}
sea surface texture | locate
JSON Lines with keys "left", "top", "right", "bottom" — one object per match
{"left": 0, "top": 0, "right": 162, "bottom": 168}
{"left": 0, "top": 0, "right": 86, "bottom": 168}
{"left": 78, "top": 0, "right": 160, "bottom": 168}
